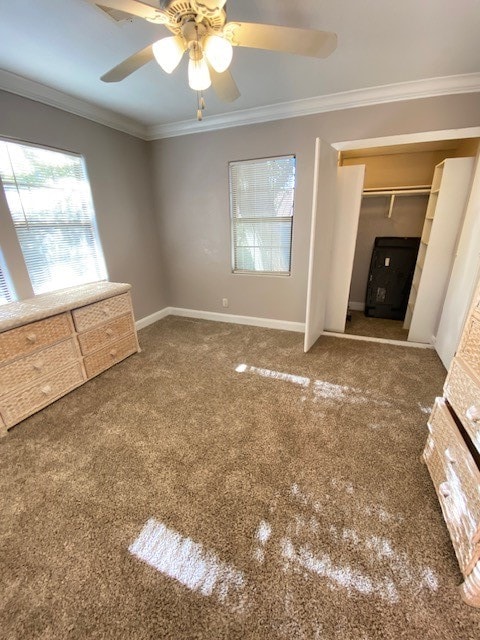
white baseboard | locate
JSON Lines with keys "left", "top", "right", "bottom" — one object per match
{"left": 323, "top": 331, "right": 434, "bottom": 349}
{"left": 136, "top": 306, "right": 433, "bottom": 348}
{"left": 135, "top": 306, "right": 171, "bottom": 330}
{"left": 136, "top": 305, "right": 305, "bottom": 333}
{"left": 169, "top": 307, "right": 305, "bottom": 332}
{"left": 348, "top": 301, "right": 365, "bottom": 311}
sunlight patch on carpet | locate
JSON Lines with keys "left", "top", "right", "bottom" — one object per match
{"left": 129, "top": 518, "right": 247, "bottom": 611}
{"left": 281, "top": 537, "right": 399, "bottom": 602}
{"left": 313, "top": 380, "right": 391, "bottom": 407}
{"left": 235, "top": 363, "right": 310, "bottom": 387}
{"left": 418, "top": 403, "right": 433, "bottom": 414}
{"left": 253, "top": 519, "right": 272, "bottom": 563}
{"left": 285, "top": 482, "right": 438, "bottom": 602}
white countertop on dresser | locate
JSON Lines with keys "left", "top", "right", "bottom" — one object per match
{"left": 0, "top": 282, "right": 131, "bottom": 333}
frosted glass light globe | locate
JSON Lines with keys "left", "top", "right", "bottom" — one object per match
{"left": 188, "top": 56, "right": 211, "bottom": 91}
{"left": 204, "top": 35, "right": 233, "bottom": 73}
{"left": 152, "top": 36, "right": 184, "bottom": 74}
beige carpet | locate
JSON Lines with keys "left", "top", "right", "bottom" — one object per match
{"left": 1, "top": 316, "right": 479, "bottom": 639}
{"left": 345, "top": 310, "right": 409, "bottom": 341}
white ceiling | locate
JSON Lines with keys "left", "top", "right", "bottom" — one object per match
{"left": 0, "top": 0, "right": 479, "bottom": 132}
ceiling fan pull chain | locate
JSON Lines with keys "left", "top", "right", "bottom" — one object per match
{"left": 196, "top": 90, "right": 203, "bottom": 121}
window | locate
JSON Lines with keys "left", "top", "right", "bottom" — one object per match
{"left": 0, "top": 263, "right": 12, "bottom": 306}
{"left": 229, "top": 155, "right": 295, "bottom": 275}
{"left": 0, "top": 140, "right": 107, "bottom": 304}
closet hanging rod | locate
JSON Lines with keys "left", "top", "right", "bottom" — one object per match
{"left": 362, "top": 185, "right": 431, "bottom": 197}
{"left": 362, "top": 185, "right": 432, "bottom": 219}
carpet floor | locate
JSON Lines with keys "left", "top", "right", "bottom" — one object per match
{"left": 345, "top": 310, "right": 409, "bottom": 341}
{"left": 1, "top": 316, "right": 479, "bottom": 639}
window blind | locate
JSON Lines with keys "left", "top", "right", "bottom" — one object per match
{"left": 230, "top": 155, "right": 295, "bottom": 274}
{"left": 0, "top": 264, "right": 12, "bottom": 306}
{"left": 0, "top": 141, "right": 107, "bottom": 296}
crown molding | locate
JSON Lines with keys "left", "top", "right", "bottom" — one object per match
{"left": 0, "top": 69, "right": 149, "bottom": 140}
{"left": 147, "top": 72, "right": 480, "bottom": 140}
{"left": 0, "top": 69, "right": 479, "bottom": 142}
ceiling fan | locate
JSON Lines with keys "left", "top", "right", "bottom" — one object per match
{"left": 89, "top": 0, "right": 337, "bottom": 120}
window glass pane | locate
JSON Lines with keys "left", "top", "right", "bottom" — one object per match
{"left": 0, "top": 141, "right": 107, "bottom": 295}
{"left": 230, "top": 156, "right": 295, "bottom": 274}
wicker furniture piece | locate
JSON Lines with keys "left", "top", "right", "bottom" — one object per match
{"left": 0, "top": 282, "right": 139, "bottom": 435}
{"left": 423, "top": 279, "right": 480, "bottom": 607}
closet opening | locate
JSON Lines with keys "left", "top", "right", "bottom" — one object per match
{"left": 334, "top": 137, "right": 479, "bottom": 344}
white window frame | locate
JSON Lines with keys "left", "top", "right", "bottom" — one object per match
{"left": 0, "top": 137, "right": 108, "bottom": 303}
{"left": 229, "top": 154, "right": 296, "bottom": 276}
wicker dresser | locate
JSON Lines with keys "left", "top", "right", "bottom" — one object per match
{"left": 423, "top": 279, "right": 480, "bottom": 607}
{"left": 0, "top": 282, "right": 139, "bottom": 435}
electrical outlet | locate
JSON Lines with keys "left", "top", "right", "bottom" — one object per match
{"left": 222, "top": 298, "right": 229, "bottom": 308}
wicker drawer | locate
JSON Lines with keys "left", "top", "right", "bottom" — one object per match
{"left": 83, "top": 334, "right": 137, "bottom": 379}
{"left": 424, "top": 438, "right": 478, "bottom": 576}
{"left": 0, "top": 313, "right": 73, "bottom": 364}
{"left": 0, "top": 337, "right": 80, "bottom": 397}
{"left": 0, "top": 413, "right": 6, "bottom": 437}
{"left": 445, "top": 358, "right": 480, "bottom": 454}
{"left": 425, "top": 398, "right": 480, "bottom": 574}
{"left": 77, "top": 313, "right": 135, "bottom": 356}
{"left": 0, "top": 362, "right": 85, "bottom": 428}
{"left": 72, "top": 293, "right": 132, "bottom": 332}
{"left": 474, "top": 284, "right": 480, "bottom": 314}
{"left": 458, "top": 312, "right": 480, "bottom": 380}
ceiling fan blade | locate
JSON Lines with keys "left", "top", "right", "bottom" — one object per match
{"left": 226, "top": 22, "right": 337, "bottom": 58}
{"left": 209, "top": 67, "right": 240, "bottom": 103}
{"left": 90, "top": 0, "right": 162, "bottom": 20}
{"left": 101, "top": 44, "right": 154, "bottom": 82}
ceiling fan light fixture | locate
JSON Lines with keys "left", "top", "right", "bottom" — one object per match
{"left": 152, "top": 36, "right": 185, "bottom": 74}
{"left": 204, "top": 34, "right": 233, "bottom": 73}
{"left": 188, "top": 54, "right": 211, "bottom": 91}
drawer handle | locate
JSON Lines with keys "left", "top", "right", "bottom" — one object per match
{"left": 102, "top": 309, "right": 109, "bottom": 316}
{"left": 466, "top": 405, "right": 480, "bottom": 423}
{"left": 26, "top": 333, "right": 37, "bottom": 343}
{"left": 106, "top": 328, "right": 114, "bottom": 337}
{"left": 110, "top": 349, "right": 118, "bottom": 358}
{"left": 439, "top": 482, "right": 450, "bottom": 499}
{"left": 32, "top": 361, "right": 44, "bottom": 371}
{"left": 445, "top": 449, "right": 456, "bottom": 465}
{"left": 41, "top": 384, "right": 52, "bottom": 395}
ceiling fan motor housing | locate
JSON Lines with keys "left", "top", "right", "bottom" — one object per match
{"left": 153, "top": 0, "right": 226, "bottom": 32}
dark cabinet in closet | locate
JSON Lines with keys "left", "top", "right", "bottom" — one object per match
{"left": 365, "top": 236, "right": 420, "bottom": 320}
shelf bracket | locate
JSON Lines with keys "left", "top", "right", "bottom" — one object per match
{"left": 387, "top": 194, "right": 396, "bottom": 218}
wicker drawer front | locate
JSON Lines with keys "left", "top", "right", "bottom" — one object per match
{"left": 424, "top": 437, "right": 478, "bottom": 576}
{"left": 445, "top": 357, "right": 480, "bottom": 454}
{"left": 84, "top": 334, "right": 137, "bottom": 379}
{"left": 458, "top": 313, "right": 480, "bottom": 379}
{"left": 426, "top": 398, "right": 480, "bottom": 574}
{"left": 0, "top": 338, "right": 80, "bottom": 397}
{"left": 474, "top": 284, "right": 480, "bottom": 314}
{"left": 0, "top": 313, "right": 73, "bottom": 364}
{"left": 78, "top": 314, "right": 135, "bottom": 356}
{"left": 0, "top": 363, "right": 85, "bottom": 428}
{"left": 0, "top": 413, "right": 6, "bottom": 437}
{"left": 72, "top": 293, "right": 132, "bottom": 332}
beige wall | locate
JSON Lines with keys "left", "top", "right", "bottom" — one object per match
{"left": 454, "top": 138, "right": 480, "bottom": 157}
{"left": 2, "top": 90, "right": 479, "bottom": 325}
{"left": 0, "top": 90, "right": 168, "bottom": 320}
{"left": 349, "top": 196, "right": 427, "bottom": 304}
{"left": 151, "top": 93, "right": 480, "bottom": 323}
{"left": 342, "top": 150, "right": 452, "bottom": 188}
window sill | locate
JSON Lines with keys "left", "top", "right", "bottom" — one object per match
{"left": 232, "top": 270, "right": 291, "bottom": 277}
